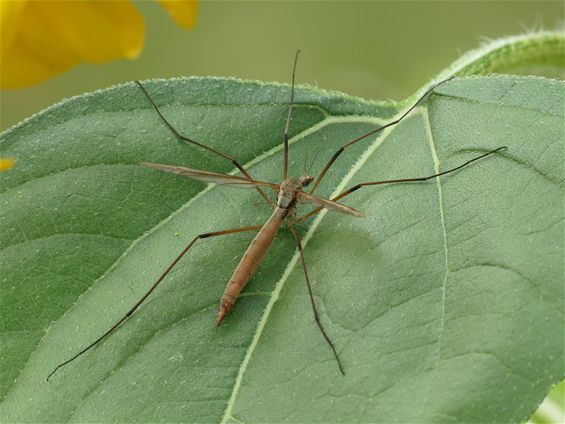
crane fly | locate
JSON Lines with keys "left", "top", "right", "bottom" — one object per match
{"left": 47, "top": 51, "right": 505, "bottom": 381}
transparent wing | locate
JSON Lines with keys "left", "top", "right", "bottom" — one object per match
{"left": 298, "top": 192, "right": 364, "bottom": 217}
{"left": 141, "top": 162, "right": 278, "bottom": 189}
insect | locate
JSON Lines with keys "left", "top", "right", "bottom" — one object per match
{"left": 47, "top": 51, "right": 505, "bottom": 380}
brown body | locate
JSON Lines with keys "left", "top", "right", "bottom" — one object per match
{"left": 215, "top": 177, "right": 307, "bottom": 326}
{"left": 216, "top": 206, "right": 286, "bottom": 325}
{"left": 137, "top": 165, "right": 362, "bottom": 326}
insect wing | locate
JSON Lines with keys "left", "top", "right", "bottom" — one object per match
{"left": 298, "top": 192, "right": 364, "bottom": 217}
{"left": 141, "top": 162, "right": 278, "bottom": 189}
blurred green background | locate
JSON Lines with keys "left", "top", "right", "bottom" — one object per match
{"left": 1, "top": 0, "right": 562, "bottom": 131}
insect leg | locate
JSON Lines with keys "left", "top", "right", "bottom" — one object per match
{"left": 295, "top": 146, "right": 506, "bottom": 224}
{"left": 309, "top": 77, "right": 455, "bottom": 195}
{"left": 288, "top": 224, "right": 345, "bottom": 375}
{"left": 47, "top": 224, "right": 262, "bottom": 381}
{"left": 135, "top": 81, "right": 274, "bottom": 208}
{"left": 283, "top": 50, "right": 301, "bottom": 180}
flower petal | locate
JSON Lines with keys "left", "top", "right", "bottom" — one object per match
{"left": 0, "top": 0, "right": 144, "bottom": 89}
{"left": 1, "top": 0, "right": 28, "bottom": 55}
{"left": 0, "top": 158, "right": 15, "bottom": 172}
{"left": 158, "top": 0, "right": 198, "bottom": 29}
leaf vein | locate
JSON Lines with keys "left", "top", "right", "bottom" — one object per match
{"left": 421, "top": 107, "right": 450, "bottom": 369}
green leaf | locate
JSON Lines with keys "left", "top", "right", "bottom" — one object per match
{"left": 1, "top": 37, "right": 563, "bottom": 423}
{"left": 446, "top": 31, "right": 565, "bottom": 80}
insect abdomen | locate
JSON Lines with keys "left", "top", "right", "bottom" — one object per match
{"left": 215, "top": 207, "right": 286, "bottom": 326}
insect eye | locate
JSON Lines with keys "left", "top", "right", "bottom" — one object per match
{"left": 301, "top": 175, "right": 314, "bottom": 186}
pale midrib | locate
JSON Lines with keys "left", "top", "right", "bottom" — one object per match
{"left": 420, "top": 107, "right": 450, "bottom": 368}
{"left": 2, "top": 113, "right": 382, "bottom": 406}
{"left": 221, "top": 112, "right": 399, "bottom": 424}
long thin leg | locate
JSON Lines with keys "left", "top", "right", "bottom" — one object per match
{"left": 309, "top": 77, "right": 455, "bottom": 195}
{"left": 295, "top": 146, "right": 506, "bottom": 224}
{"left": 135, "top": 81, "right": 274, "bottom": 208}
{"left": 283, "top": 50, "right": 301, "bottom": 180}
{"left": 288, "top": 225, "right": 345, "bottom": 375}
{"left": 47, "top": 224, "right": 262, "bottom": 381}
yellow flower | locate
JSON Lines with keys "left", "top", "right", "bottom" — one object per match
{"left": 0, "top": 0, "right": 198, "bottom": 89}
{"left": 0, "top": 157, "right": 15, "bottom": 171}
{"left": 159, "top": 0, "right": 198, "bottom": 29}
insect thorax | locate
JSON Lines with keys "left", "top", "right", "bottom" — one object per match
{"left": 277, "top": 175, "right": 313, "bottom": 210}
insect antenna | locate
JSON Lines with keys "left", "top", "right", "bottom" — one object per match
{"left": 303, "top": 150, "right": 309, "bottom": 175}
{"left": 306, "top": 150, "right": 320, "bottom": 176}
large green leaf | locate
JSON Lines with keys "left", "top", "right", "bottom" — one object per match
{"left": 1, "top": 48, "right": 563, "bottom": 423}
